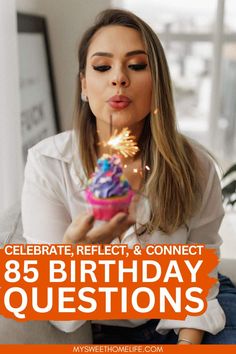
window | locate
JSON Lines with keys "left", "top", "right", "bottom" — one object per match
{"left": 113, "top": 0, "right": 236, "bottom": 169}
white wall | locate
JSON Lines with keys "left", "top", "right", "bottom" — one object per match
{"left": 0, "top": 0, "right": 23, "bottom": 212}
{"left": 16, "top": 0, "right": 111, "bottom": 131}
{"left": 16, "top": 0, "right": 45, "bottom": 14}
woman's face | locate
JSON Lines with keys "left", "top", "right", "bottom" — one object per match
{"left": 81, "top": 25, "right": 152, "bottom": 130}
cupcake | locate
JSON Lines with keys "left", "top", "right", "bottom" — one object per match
{"left": 85, "top": 154, "right": 134, "bottom": 221}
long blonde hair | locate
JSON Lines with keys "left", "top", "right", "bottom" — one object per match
{"left": 74, "top": 9, "right": 202, "bottom": 234}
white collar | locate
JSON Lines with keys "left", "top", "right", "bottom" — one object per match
{"left": 34, "top": 130, "right": 75, "bottom": 163}
{"left": 33, "top": 130, "right": 86, "bottom": 187}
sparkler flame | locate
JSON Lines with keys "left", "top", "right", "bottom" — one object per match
{"left": 104, "top": 127, "right": 139, "bottom": 158}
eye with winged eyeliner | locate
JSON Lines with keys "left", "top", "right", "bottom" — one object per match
{"left": 92, "top": 64, "right": 148, "bottom": 72}
{"left": 92, "top": 65, "right": 111, "bottom": 72}
{"left": 128, "top": 64, "right": 147, "bottom": 70}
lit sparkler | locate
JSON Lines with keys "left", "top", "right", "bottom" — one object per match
{"left": 104, "top": 127, "right": 139, "bottom": 158}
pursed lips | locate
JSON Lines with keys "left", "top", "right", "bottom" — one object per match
{"left": 107, "top": 95, "right": 131, "bottom": 109}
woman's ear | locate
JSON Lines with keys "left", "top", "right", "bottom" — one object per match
{"left": 80, "top": 72, "right": 87, "bottom": 97}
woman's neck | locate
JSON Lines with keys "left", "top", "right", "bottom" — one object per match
{"left": 96, "top": 118, "right": 145, "bottom": 160}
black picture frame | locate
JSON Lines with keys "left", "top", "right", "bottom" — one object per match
{"left": 17, "top": 13, "right": 61, "bottom": 162}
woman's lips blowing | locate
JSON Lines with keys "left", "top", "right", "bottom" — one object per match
{"left": 108, "top": 95, "right": 131, "bottom": 109}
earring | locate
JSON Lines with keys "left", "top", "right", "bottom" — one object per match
{"left": 153, "top": 108, "right": 159, "bottom": 116}
{"left": 81, "top": 93, "right": 88, "bottom": 102}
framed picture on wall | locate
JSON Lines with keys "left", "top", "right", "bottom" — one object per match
{"left": 17, "top": 13, "right": 60, "bottom": 163}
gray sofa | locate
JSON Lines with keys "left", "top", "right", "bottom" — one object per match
{"left": 0, "top": 202, "right": 235, "bottom": 343}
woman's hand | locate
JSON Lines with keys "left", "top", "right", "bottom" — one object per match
{"left": 63, "top": 211, "right": 135, "bottom": 244}
{"left": 178, "top": 328, "right": 204, "bottom": 344}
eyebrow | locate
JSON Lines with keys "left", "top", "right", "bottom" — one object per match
{"left": 90, "top": 50, "right": 147, "bottom": 58}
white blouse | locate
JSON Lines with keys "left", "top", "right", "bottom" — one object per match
{"left": 21, "top": 130, "right": 226, "bottom": 335}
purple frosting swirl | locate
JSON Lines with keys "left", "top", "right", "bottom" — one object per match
{"left": 88, "top": 154, "right": 131, "bottom": 198}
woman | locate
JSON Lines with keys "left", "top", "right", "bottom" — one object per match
{"left": 21, "top": 8, "right": 236, "bottom": 344}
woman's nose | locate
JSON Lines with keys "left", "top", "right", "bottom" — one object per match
{"left": 111, "top": 70, "right": 129, "bottom": 87}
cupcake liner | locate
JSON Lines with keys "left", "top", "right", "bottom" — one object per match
{"left": 85, "top": 189, "right": 134, "bottom": 221}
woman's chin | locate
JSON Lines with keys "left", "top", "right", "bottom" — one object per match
{"left": 95, "top": 112, "right": 144, "bottom": 132}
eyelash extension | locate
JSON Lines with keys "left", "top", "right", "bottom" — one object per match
{"left": 92, "top": 65, "right": 110, "bottom": 72}
{"left": 128, "top": 64, "right": 147, "bottom": 71}
{"left": 92, "top": 64, "right": 148, "bottom": 72}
